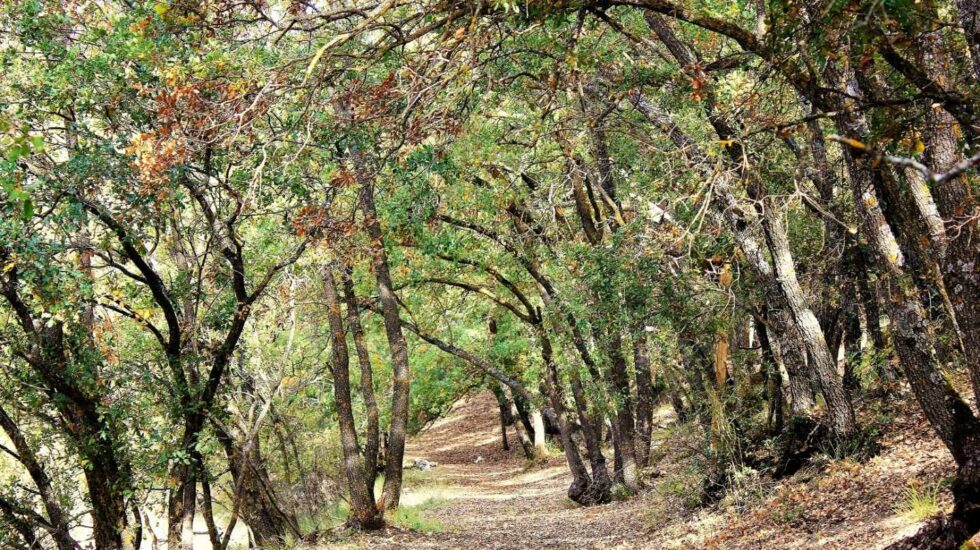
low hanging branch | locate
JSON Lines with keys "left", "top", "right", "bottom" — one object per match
{"left": 828, "top": 134, "right": 980, "bottom": 185}
{"left": 361, "top": 301, "right": 557, "bottom": 425}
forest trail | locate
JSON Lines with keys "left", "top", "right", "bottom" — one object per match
{"left": 326, "top": 390, "right": 959, "bottom": 550}
{"left": 338, "top": 391, "right": 652, "bottom": 549}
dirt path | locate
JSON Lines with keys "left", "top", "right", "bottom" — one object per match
{"left": 335, "top": 392, "right": 654, "bottom": 549}
{"left": 323, "top": 390, "right": 951, "bottom": 549}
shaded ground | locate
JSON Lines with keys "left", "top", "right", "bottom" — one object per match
{"left": 320, "top": 390, "right": 964, "bottom": 549}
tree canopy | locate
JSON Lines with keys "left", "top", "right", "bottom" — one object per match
{"left": 1, "top": 0, "right": 980, "bottom": 548}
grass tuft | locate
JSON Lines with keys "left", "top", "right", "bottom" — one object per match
{"left": 894, "top": 481, "right": 941, "bottom": 522}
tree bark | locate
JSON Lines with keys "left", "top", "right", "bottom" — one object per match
{"left": 322, "top": 267, "right": 382, "bottom": 529}
{"left": 955, "top": 0, "right": 980, "bottom": 80}
{"left": 358, "top": 180, "right": 412, "bottom": 511}
{"left": 341, "top": 266, "right": 381, "bottom": 486}
{"left": 755, "top": 193, "right": 857, "bottom": 435}
{"left": 537, "top": 326, "right": 598, "bottom": 503}
{"left": 633, "top": 329, "right": 655, "bottom": 468}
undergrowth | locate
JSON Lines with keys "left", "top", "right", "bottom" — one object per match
{"left": 894, "top": 481, "right": 942, "bottom": 522}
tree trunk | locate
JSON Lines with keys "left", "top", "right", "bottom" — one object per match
{"left": 357, "top": 179, "right": 411, "bottom": 511}
{"left": 530, "top": 409, "right": 547, "bottom": 458}
{"left": 213, "top": 423, "right": 299, "bottom": 546}
{"left": 492, "top": 384, "right": 513, "bottom": 451}
{"left": 757, "top": 317, "right": 785, "bottom": 435}
{"left": 323, "top": 267, "right": 383, "bottom": 529}
{"left": 179, "top": 478, "right": 195, "bottom": 550}
{"left": 633, "top": 329, "right": 655, "bottom": 468}
{"left": 831, "top": 97, "right": 980, "bottom": 545}
{"left": 601, "top": 327, "right": 640, "bottom": 491}
{"left": 0, "top": 406, "right": 76, "bottom": 550}
{"left": 912, "top": 22, "right": 980, "bottom": 408}
{"left": 955, "top": 0, "right": 980, "bottom": 80}
{"left": 340, "top": 266, "right": 381, "bottom": 486}
{"left": 538, "top": 327, "right": 598, "bottom": 503}
{"left": 755, "top": 192, "right": 857, "bottom": 435}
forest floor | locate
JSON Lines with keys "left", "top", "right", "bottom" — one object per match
{"left": 320, "top": 390, "right": 965, "bottom": 549}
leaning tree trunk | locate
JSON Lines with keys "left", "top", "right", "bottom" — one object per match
{"left": 832, "top": 98, "right": 980, "bottom": 545}
{"left": 213, "top": 421, "right": 299, "bottom": 546}
{"left": 537, "top": 326, "right": 597, "bottom": 503}
{"left": 912, "top": 20, "right": 980, "bottom": 409}
{"left": 0, "top": 405, "right": 76, "bottom": 550}
{"left": 754, "top": 190, "right": 857, "bottom": 436}
{"left": 955, "top": 0, "right": 980, "bottom": 81}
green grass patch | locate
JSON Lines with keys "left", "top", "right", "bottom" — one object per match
{"left": 388, "top": 497, "right": 446, "bottom": 532}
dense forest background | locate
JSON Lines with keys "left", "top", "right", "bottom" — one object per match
{"left": 1, "top": 0, "right": 979, "bottom": 548}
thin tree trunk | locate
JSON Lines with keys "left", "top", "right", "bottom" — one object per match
{"left": 340, "top": 266, "right": 381, "bottom": 485}
{"left": 633, "top": 329, "right": 655, "bottom": 468}
{"left": 322, "top": 267, "right": 382, "bottom": 529}
{"left": 757, "top": 317, "right": 785, "bottom": 435}
{"left": 530, "top": 409, "right": 547, "bottom": 458}
{"left": 357, "top": 180, "right": 411, "bottom": 511}
{"left": 0, "top": 405, "right": 76, "bottom": 550}
{"left": 179, "top": 478, "right": 195, "bottom": 550}
{"left": 538, "top": 327, "right": 596, "bottom": 503}
{"left": 492, "top": 385, "right": 513, "bottom": 451}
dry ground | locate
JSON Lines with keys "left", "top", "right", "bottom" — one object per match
{"left": 319, "top": 390, "right": 962, "bottom": 549}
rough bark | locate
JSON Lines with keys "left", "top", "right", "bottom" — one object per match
{"left": 756, "top": 193, "right": 857, "bottom": 435}
{"left": 358, "top": 180, "right": 412, "bottom": 511}
{"left": 955, "top": 0, "right": 980, "bottom": 80}
{"left": 601, "top": 327, "right": 640, "bottom": 490}
{"left": 537, "top": 327, "right": 598, "bottom": 503}
{"left": 341, "top": 266, "right": 381, "bottom": 485}
{"left": 630, "top": 89, "right": 852, "bottom": 432}
{"left": 213, "top": 422, "right": 299, "bottom": 547}
{"left": 323, "top": 267, "right": 382, "bottom": 528}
